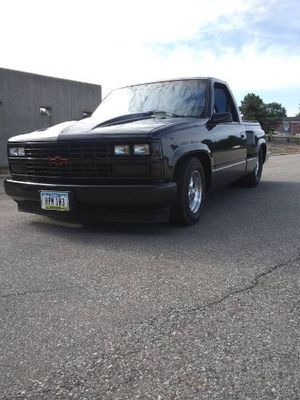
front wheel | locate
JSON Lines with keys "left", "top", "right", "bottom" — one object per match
{"left": 170, "top": 157, "right": 206, "bottom": 226}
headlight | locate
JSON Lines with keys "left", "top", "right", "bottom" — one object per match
{"left": 114, "top": 144, "right": 130, "bottom": 156}
{"left": 9, "top": 147, "right": 25, "bottom": 157}
{"left": 133, "top": 144, "right": 150, "bottom": 156}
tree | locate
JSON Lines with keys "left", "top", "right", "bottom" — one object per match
{"left": 239, "top": 93, "right": 267, "bottom": 124}
{"left": 264, "top": 102, "right": 287, "bottom": 132}
{"left": 240, "top": 94, "right": 287, "bottom": 133}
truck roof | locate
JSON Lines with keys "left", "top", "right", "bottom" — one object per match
{"left": 119, "top": 77, "right": 228, "bottom": 89}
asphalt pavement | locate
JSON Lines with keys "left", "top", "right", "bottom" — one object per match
{"left": 0, "top": 154, "right": 299, "bottom": 399}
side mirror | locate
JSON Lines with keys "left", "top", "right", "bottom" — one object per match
{"left": 208, "top": 112, "right": 233, "bottom": 125}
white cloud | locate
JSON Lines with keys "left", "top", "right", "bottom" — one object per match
{"left": 1, "top": 0, "right": 299, "bottom": 114}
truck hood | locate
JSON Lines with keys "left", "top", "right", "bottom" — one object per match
{"left": 9, "top": 115, "right": 206, "bottom": 143}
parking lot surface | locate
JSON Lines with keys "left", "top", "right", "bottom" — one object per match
{"left": 0, "top": 154, "right": 299, "bottom": 399}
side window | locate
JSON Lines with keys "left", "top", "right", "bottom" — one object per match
{"left": 214, "top": 87, "right": 227, "bottom": 114}
{"left": 213, "top": 84, "right": 239, "bottom": 122}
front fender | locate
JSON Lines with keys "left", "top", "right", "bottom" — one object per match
{"left": 163, "top": 141, "right": 213, "bottom": 180}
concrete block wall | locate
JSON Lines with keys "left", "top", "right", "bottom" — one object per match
{"left": 0, "top": 68, "right": 102, "bottom": 167}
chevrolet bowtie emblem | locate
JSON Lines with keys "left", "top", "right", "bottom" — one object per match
{"left": 49, "top": 156, "right": 69, "bottom": 167}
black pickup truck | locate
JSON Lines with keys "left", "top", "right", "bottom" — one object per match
{"left": 4, "top": 77, "right": 267, "bottom": 225}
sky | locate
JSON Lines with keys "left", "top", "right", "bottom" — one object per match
{"left": 1, "top": 0, "right": 300, "bottom": 116}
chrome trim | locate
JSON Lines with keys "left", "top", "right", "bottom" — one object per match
{"left": 4, "top": 179, "right": 174, "bottom": 189}
{"left": 212, "top": 160, "right": 246, "bottom": 173}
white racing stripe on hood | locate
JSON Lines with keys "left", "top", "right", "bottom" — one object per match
{"left": 9, "top": 121, "right": 76, "bottom": 142}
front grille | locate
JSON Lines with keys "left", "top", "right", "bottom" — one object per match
{"left": 24, "top": 142, "right": 111, "bottom": 159}
{"left": 24, "top": 159, "right": 111, "bottom": 178}
{"left": 11, "top": 142, "right": 112, "bottom": 179}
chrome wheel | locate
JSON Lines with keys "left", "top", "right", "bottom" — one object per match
{"left": 171, "top": 157, "right": 206, "bottom": 225}
{"left": 188, "top": 170, "right": 203, "bottom": 213}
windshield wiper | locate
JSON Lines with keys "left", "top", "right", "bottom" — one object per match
{"left": 92, "top": 110, "right": 189, "bottom": 129}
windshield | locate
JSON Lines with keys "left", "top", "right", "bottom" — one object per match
{"left": 92, "top": 79, "right": 207, "bottom": 123}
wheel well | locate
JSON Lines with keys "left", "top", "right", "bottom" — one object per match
{"left": 174, "top": 152, "right": 212, "bottom": 191}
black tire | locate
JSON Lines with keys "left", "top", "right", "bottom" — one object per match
{"left": 236, "top": 147, "right": 264, "bottom": 188}
{"left": 170, "top": 157, "right": 206, "bottom": 226}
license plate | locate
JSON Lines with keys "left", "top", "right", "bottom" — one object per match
{"left": 40, "top": 191, "right": 70, "bottom": 212}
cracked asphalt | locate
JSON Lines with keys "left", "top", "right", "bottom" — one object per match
{"left": 0, "top": 154, "right": 299, "bottom": 399}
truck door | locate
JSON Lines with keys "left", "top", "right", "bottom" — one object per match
{"left": 211, "top": 83, "right": 247, "bottom": 183}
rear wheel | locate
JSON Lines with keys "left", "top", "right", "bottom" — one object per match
{"left": 171, "top": 157, "right": 206, "bottom": 226}
{"left": 237, "top": 147, "right": 264, "bottom": 187}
